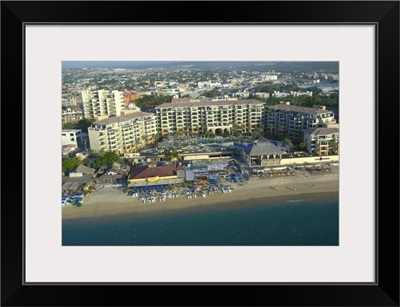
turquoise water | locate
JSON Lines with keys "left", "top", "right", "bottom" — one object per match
{"left": 62, "top": 195, "right": 338, "bottom": 246}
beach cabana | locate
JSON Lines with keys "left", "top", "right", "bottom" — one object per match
{"left": 241, "top": 141, "right": 282, "bottom": 166}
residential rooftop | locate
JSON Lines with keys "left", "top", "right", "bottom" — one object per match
{"left": 62, "top": 129, "right": 82, "bottom": 133}
{"left": 155, "top": 99, "right": 265, "bottom": 109}
{"left": 303, "top": 127, "right": 339, "bottom": 135}
{"left": 129, "top": 165, "right": 177, "bottom": 180}
{"left": 244, "top": 141, "right": 282, "bottom": 156}
{"left": 266, "top": 104, "right": 333, "bottom": 115}
{"left": 92, "top": 112, "right": 155, "bottom": 126}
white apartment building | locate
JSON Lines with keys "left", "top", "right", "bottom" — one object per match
{"left": 155, "top": 98, "right": 265, "bottom": 136}
{"left": 88, "top": 112, "right": 157, "bottom": 154}
{"left": 82, "top": 89, "right": 125, "bottom": 119}
{"left": 263, "top": 75, "right": 278, "bottom": 81}
{"left": 265, "top": 102, "right": 336, "bottom": 141}
{"left": 303, "top": 127, "right": 339, "bottom": 155}
{"left": 61, "top": 96, "right": 78, "bottom": 107}
{"left": 62, "top": 129, "right": 82, "bottom": 146}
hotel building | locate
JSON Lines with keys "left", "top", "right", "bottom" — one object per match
{"left": 303, "top": 127, "right": 339, "bottom": 155}
{"left": 82, "top": 89, "right": 125, "bottom": 119}
{"left": 265, "top": 103, "right": 336, "bottom": 141}
{"left": 88, "top": 112, "right": 157, "bottom": 154}
{"left": 155, "top": 98, "right": 265, "bottom": 135}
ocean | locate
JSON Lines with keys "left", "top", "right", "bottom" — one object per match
{"left": 62, "top": 194, "right": 339, "bottom": 246}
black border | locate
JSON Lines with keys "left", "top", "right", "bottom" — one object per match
{"left": 1, "top": 1, "right": 399, "bottom": 306}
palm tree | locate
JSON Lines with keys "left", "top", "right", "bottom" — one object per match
{"left": 163, "top": 149, "right": 172, "bottom": 161}
{"left": 278, "top": 124, "right": 285, "bottom": 138}
{"left": 141, "top": 135, "right": 148, "bottom": 148}
{"left": 171, "top": 151, "right": 180, "bottom": 161}
{"left": 284, "top": 137, "right": 292, "bottom": 153}
{"left": 267, "top": 123, "right": 274, "bottom": 136}
{"left": 240, "top": 124, "right": 246, "bottom": 134}
{"left": 328, "top": 135, "right": 338, "bottom": 154}
{"left": 199, "top": 123, "right": 206, "bottom": 137}
{"left": 151, "top": 133, "right": 158, "bottom": 145}
{"left": 299, "top": 142, "right": 306, "bottom": 152}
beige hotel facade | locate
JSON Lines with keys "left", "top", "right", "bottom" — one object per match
{"left": 87, "top": 98, "right": 337, "bottom": 154}
{"left": 155, "top": 98, "right": 265, "bottom": 136}
{"left": 88, "top": 112, "right": 157, "bottom": 154}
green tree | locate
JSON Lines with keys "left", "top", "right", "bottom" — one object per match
{"left": 328, "top": 135, "right": 338, "bottom": 154}
{"left": 267, "top": 123, "right": 274, "bottom": 137}
{"left": 183, "top": 124, "right": 191, "bottom": 137}
{"left": 199, "top": 123, "right": 207, "bottom": 137}
{"left": 223, "top": 130, "right": 231, "bottom": 138}
{"left": 92, "top": 151, "right": 123, "bottom": 169}
{"left": 135, "top": 94, "right": 173, "bottom": 109}
{"left": 299, "top": 142, "right": 306, "bottom": 151}
{"left": 76, "top": 118, "right": 95, "bottom": 133}
{"left": 152, "top": 133, "right": 163, "bottom": 145}
{"left": 62, "top": 157, "right": 82, "bottom": 174}
{"left": 162, "top": 149, "right": 180, "bottom": 161}
{"left": 284, "top": 138, "right": 292, "bottom": 152}
{"left": 204, "top": 131, "right": 216, "bottom": 138}
{"left": 251, "top": 124, "right": 265, "bottom": 140}
{"left": 62, "top": 122, "right": 76, "bottom": 130}
{"left": 201, "top": 89, "right": 223, "bottom": 98}
{"left": 163, "top": 149, "right": 172, "bottom": 161}
{"left": 170, "top": 151, "right": 180, "bottom": 161}
{"left": 310, "top": 86, "right": 323, "bottom": 96}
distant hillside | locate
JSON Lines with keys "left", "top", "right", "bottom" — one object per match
{"left": 62, "top": 61, "right": 339, "bottom": 73}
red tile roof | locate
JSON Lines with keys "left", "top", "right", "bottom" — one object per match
{"left": 130, "top": 165, "right": 177, "bottom": 180}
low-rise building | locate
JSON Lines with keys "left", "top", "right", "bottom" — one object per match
{"left": 62, "top": 129, "right": 82, "bottom": 147}
{"left": 62, "top": 107, "right": 84, "bottom": 124}
{"left": 242, "top": 141, "right": 283, "bottom": 166}
{"left": 74, "top": 164, "right": 96, "bottom": 176}
{"left": 128, "top": 162, "right": 178, "bottom": 184}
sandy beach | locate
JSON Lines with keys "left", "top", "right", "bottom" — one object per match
{"left": 62, "top": 166, "right": 339, "bottom": 220}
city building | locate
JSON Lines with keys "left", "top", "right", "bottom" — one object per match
{"left": 62, "top": 129, "right": 82, "bottom": 147}
{"left": 82, "top": 89, "right": 125, "bottom": 119}
{"left": 265, "top": 102, "right": 336, "bottom": 141}
{"left": 62, "top": 107, "right": 84, "bottom": 124}
{"left": 62, "top": 96, "right": 78, "bottom": 107}
{"left": 123, "top": 91, "right": 140, "bottom": 104}
{"left": 303, "top": 127, "right": 339, "bottom": 155}
{"left": 88, "top": 112, "right": 157, "bottom": 154}
{"left": 155, "top": 98, "right": 266, "bottom": 136}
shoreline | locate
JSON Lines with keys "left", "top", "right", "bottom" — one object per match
{"left": 62, "top": 172, "right": 339, "bottom": 221}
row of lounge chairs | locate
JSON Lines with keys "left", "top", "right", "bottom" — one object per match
{"left": 309, "top": 168, "right": 334, "bottom": 174}
{"left": 260, "top": 170, "right": 296, "bottom": 178}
